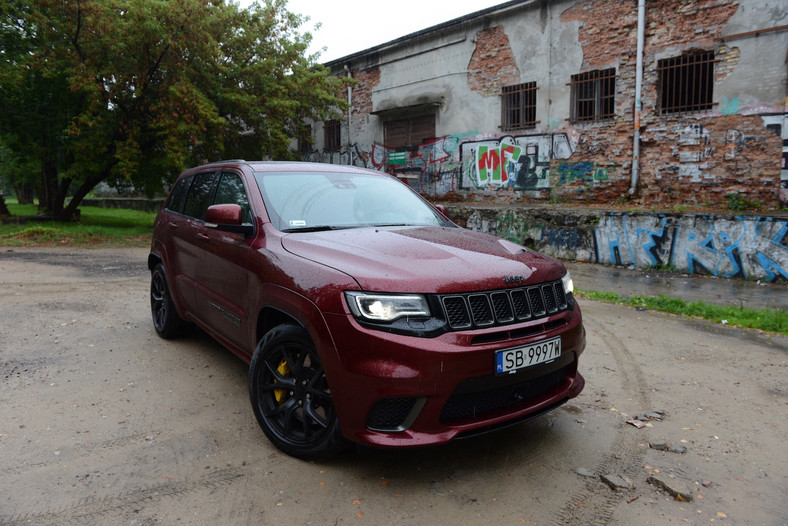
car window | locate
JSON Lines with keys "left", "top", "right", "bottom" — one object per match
{"left": 254, "top": 171, "right": 449, "bottom": 232}
{"left": 166, "top": 174, "right": 194, "bottom": 214}
{"left": 215, "top": 172, "right": 252, "bottom": 223}
{"left": 182, "top": 172, "right": 219, "bottom": 220}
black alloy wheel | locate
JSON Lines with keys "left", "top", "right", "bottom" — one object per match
{"left": 150, "top": 263, "right": 189, "bottom": 339}
{"left": 249, "top": 324, "right": 346, "bottom": 460}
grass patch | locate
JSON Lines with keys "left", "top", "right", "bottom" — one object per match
{"left": 577, "top": 290, "right": 788, "bottom": 336}
{"left": 1, "top": 203, "right": 156, "bottom": 247}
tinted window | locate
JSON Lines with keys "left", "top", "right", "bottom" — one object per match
{"left": 183, "top": 172, "right": 219, "bottom": 219}
{"left": 166, "top": 174, "right": 194, "bottom": 214}
{"left": 215, "top": 172, "right": 252, "bottom": 223}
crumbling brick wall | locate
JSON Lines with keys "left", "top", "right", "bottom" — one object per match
{"left": 349, "top": 66, "right": 380, "bottom": 138}
{"left": 467, "top": 25, "right": 521, "bottom": 96}
{"left": 553, "top": 0, "right": 783, "bottom": 209}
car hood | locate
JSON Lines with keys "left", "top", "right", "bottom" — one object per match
{"left": 280, "top": 226, "right": 565, "bottom": 293}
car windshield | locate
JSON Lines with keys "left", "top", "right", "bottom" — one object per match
{"left": 254, "top": 170, "right": 451, "bottom": 232}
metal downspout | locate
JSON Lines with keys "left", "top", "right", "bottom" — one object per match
{"left": 630, "top": 0, "right": 646, "bottom": 195}
{"left": 344, "top": 64, "right": 353, "bottom": 165}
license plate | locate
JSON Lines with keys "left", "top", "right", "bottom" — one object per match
{"left": 495, "top": 337, "right": 561, "bottom": 374}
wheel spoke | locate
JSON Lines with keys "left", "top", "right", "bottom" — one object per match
{"left": 281, "top": 346, "right": 301, "bottom": 377}
{"left": 304, "top": 401, "right": 329, "bottom": 429}
{"left": 263, "top": 359, "right": 292, "bottom": 385}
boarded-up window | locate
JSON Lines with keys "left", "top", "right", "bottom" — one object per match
{"left": 384, "top": 115, "right": 436, "bottom": 149}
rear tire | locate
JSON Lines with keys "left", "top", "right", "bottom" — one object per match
{"left": 150, "top": 263, "right": 190, "bottom": 339}
{"left": 249, "top": 324, "right": 347, "bottom": 460}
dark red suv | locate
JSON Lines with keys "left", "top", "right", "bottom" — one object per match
{"left": 149, "top": 161, "right": 585, "bottom": 459}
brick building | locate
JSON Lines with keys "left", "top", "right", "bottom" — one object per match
{"left": 302, "top": 0, "right": 788, "bottom": 209}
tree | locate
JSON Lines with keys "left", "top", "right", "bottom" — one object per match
{"left": 0, "top": 0, "right": 348, "bottom": 220}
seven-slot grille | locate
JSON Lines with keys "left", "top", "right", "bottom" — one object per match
{"left": 440, "top": 280, "right": 568, "bottom": 330}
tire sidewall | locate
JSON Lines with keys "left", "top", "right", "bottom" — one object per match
{"left": 248, "top": 324, "right": 345, "bottom": 460}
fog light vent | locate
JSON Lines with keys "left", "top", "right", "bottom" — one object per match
{"left": 366, "top": 397, "right": 424, "bottom": 432}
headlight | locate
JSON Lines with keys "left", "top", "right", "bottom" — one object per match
{"left": 345, "top": 292, "right": 430, "bottom": 322}
{"left": 561, "top": 272, "right": 574, "bottom": 295}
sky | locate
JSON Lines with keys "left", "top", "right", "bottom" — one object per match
{"left": 274, "top": 0, "right": 509, "bottom": 63}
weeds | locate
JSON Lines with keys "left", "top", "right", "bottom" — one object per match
{"left": 726, "top": 192, "right": 761, "bottom": 212}
{"left": 577, "top": 290, "right": 788, "bottom": 336}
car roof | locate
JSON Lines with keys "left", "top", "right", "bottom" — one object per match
{"left": 186, "top": 160, "right": 385, "bottom": 177}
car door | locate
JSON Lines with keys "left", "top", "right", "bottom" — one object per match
{"left": 190, "top": 171, "right": 256, "bottom": 352}
{"left": 163, "top": 171, "right": 220, "bottom": 314}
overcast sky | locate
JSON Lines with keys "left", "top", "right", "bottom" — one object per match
{"left": 274, "top": 0, "right": 508, "bottom": 63}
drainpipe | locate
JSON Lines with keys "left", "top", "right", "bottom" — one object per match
{"left": 344, "top": 64, "right": 353, "bottom": 166}
{"left": 630, "top": 0, "right": 646, "bottom": 195}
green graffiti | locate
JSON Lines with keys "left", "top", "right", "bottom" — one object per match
{"left": 556, "top": 162, "right": 615, "bottom": 186}
{"left": 476, "top": 143, "right": 522, "bottom": 186}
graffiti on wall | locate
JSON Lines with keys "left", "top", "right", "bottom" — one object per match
{"left": 676, "top": 124, "right": 712, "bottom": 182}
{"left": 556, "top": 161, "right": 615, "bottom": 186}
{"left": 594, "top": 214, "right": 788, "bottom": 281}
{"left": 464, "top": 209, "right": 788, "bottom": 282}
{"left": 459, "top": 134, "right": 574, "bottom": 190}
{"left": 303, "top": 144, "right": 374, "bottom": 169}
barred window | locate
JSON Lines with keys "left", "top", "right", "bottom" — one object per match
{"left": 324, "top": 120, "right": 341, "bottom": 151}
{"left": 570, "top": 68, "right": 616, "bottom": 122}
{"left": 658, "top": 51, "right": 715, "bottom": 114}
{"left": 501, "top": 82, "right": 537, "bottom": 131}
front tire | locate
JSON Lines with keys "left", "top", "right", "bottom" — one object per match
{"left": 150, "top": 263, "right": 190, "bottom": 339}
{"left": 249, "top": 324, "right": 346, "bottom": 460}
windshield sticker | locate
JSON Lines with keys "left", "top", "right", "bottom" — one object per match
{"left": 289, "top": 220, "right": 307, "bottom": 227}
{"left": 332, "top": 181, "right": 356, "bottom": 189}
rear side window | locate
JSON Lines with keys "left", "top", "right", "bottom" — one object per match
{"left": 215, "top": 172, "right": 252, "bottom": 223}
{"left": 183, "top": 172, "right": 219, "bottom": 219}
{"left": 166, "top": 174, "right": 194, "bottom": 214}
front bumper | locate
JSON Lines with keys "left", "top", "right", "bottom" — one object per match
{"left": 319, "top": 304, "right": 585, "bottom": 448}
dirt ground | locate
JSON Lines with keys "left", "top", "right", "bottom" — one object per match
{"left": 1, "top": 246, "right": 786, "bottom": 526}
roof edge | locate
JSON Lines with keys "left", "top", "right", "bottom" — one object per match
{"left": 323, "top": 0, "right": 533, "bottom": 67}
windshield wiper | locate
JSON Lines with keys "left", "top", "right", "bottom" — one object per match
{"left": 282, "top": 225, "right": 353, "bottom": 233}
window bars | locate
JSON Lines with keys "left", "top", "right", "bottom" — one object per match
{"left": 501, "top": 82, "right": 537, "bottom": 131}
{"left": 570, "top": 68, "right": 616, "bottom": 122}
{"left": 324, "top": 120, "right": 341, "bottom": 151}
{"left": 657, "top": 51, "right": 715, "bottom": 114}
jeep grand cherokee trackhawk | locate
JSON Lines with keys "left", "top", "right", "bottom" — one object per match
{"left": 149, "top": 161, "right": 586, "bottom": 460}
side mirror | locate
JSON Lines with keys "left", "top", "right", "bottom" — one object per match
{"left": 205, "top": 204, "right": 254, "bottom": 237}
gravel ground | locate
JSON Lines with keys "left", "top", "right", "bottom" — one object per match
{"left": 1, "top": 246, "right": 786, "bottom": 525}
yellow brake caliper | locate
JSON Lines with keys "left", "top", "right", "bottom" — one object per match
{"left": 274, "top": 359, "right": 290, "bottom": 404}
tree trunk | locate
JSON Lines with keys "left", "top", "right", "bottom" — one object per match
{"left": 61, "top": 174, "right": 105, "bottom": 221}
{"left": 0, "top": 194, "right": 10, "bottom": 217}
{"left": 13, "top": 184, "right": 36, "bottom": 205}
{"left": 40, "top": 157, "right": 62, "bottom": 217}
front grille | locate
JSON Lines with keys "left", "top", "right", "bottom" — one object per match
{"left": 440, "top": 280, "right": 569, "bottom": 330}
{"left": 440, "top": 367, "right": 568, "bottom": 422}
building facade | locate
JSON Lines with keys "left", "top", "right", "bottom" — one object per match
{"left": 302, "top": 0, "right": 788, "bottom": 209}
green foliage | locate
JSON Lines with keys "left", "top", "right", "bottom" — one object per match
{"left": 0, "top": 0, "right": 348, "bottom": 220}
{"left": 1, "top": 204, "right": 156, "bottom": 245}
{"left": 726, "top": 192, "right": 761, "bottom": 212}
{"left": 577, "top": 290, "right": 788, "bottom": 336}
